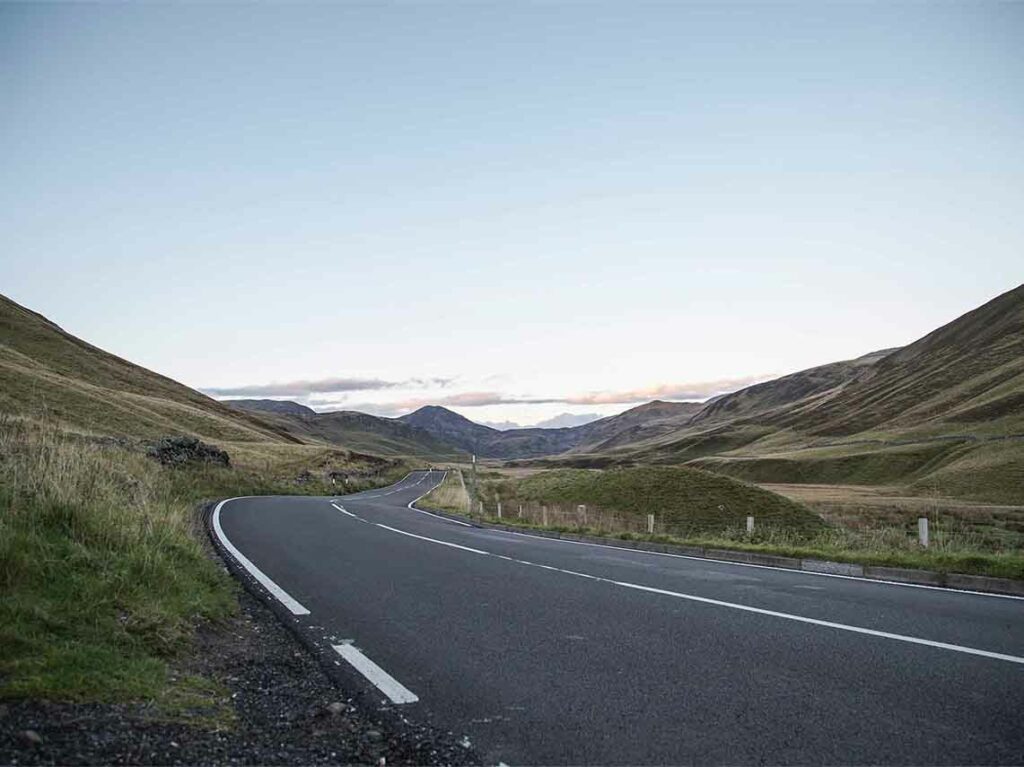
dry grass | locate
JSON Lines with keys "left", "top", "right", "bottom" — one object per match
{"left": 0, "top": 417, "right": 406, "bottom": 706}
{"left": 419, "top": 468, "right": 471, "bottom": 515}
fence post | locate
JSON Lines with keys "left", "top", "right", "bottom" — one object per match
{"left": 918, "top": 517, "right": 929, "bottom": 548}
{"left": 647, "top": 514, "right": 655, "bottom": 534}
{"left": 542, "top": 506, "right": 548, "bottom": 526}
{"left": 497, "top": 502, "right": 502, "bottom": 519}
{"left": 747, "top": 516, "right": 755, "bottom": 533}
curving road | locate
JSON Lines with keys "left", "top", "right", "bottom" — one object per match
{"left": 212, "top": 471, "right": 1024, "bottom": 765}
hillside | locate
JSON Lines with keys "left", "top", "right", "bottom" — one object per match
{"left": 772, "top": 284, "right": 1024, "bottom": 436}
{"left": 0, "top": 294, "right": 297, "bottom": 444}
{"left": 610, "top": 285, "right": 1024, "bottom": 502}
{"left": 397, "top": 400, "right": 706, "bottom": 460}
{"left": 689, "top": 349, "right": 896, "bottom": 428}
{"left": 227, "top": 401, "right": 466, "bottom": 458}
{"left": 478, "top": 466, "right": 824, "bottom": 537}
{"left": 399, "top": 405, "right": 584, "bottom": 458}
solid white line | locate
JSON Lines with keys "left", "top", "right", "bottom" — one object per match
{"left": 607, "top": 579, "right": 1024, "bottom": 665}
{"left": 332, "top": 643, "right": 419, "bottom": 704}
{"left": 330, "top": 502, "right": 362, "bottom": 520}
{"left": 481, "top": 523, "right": 1024, "bottom": 602}
{"left": 370, "top": 522, "right": 1024, "bottom": 665}
{"left": 212, "top": 498, "right": 310, "bottom": 616}
{"left": 406, "top": 471, "right": 474, "bottom": 527}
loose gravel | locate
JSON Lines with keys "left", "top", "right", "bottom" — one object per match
{"left": 0, "top": 587, "right": 481, "bottom": 766}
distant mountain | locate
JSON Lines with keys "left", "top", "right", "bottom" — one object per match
{"left": 534, "top": 412, "right": 603, "bottom": 429}
{"left": 481, "top": 419, "right": 522, "bottom": 431}
{"left": 226, "top": 401, "right": 463, "bottom": 459}
{"left": 398, "top": 405, "right": 587, "bottom": 458}
{"left": 0, "top": 294, "right": 298, "bottom": 444}
{"left": 397, "top": 401, "right": 706, "bottom": 459}
{"left": 568, "top": 400, "right": 705, "bottom": 454}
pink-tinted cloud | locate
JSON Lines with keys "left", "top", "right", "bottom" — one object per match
{"left": 343, "top": 375, "right": 768, "bottom": 416}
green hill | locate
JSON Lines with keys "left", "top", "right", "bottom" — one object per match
{"left": 0, "top": 294, "right": 296, "bottom": 444}
{"left": 480, "top": 466, "right": 824, "bottom": 536}
{"left": 226, "top": 401, "right": 467, "bottom": 459}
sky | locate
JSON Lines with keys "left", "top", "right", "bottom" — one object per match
{"left": 2, "top": 2, "right": 1022, "bottom": 427}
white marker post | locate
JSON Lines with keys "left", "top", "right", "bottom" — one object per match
{"left": 497, "top": 502, "right": 502, "bottom": 519}
{"left": 578, "top": 504, "right": 587, "bottom": 526}
{"left": 918, "top": 517, "right": 929, "bottom": 548}
{"left": 647, "top": 514, "right": 655, "bottom": 535}
{"left": 747, "top": 516, "right": 755, "bottom": 533}
{"left": 542, "top": 506, "right": 548, "bottom": 526}
{"left": 518, "top": 504, "right": 523, "bottom": 519}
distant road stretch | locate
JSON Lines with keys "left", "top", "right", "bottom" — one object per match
{"left": 212, "top": 471, "right": 1024, "bottom": 765}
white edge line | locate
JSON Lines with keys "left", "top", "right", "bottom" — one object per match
{"left": 407, "top": 471, "right": 473, "bottom": 527}
{"left": 330, "top": 502, "right": 361, "bottom": 519}
{"left": 480, "top": 520, "right": 1024, "bottom": 602}
{"left": 369, "top": 522, "right": 1024, "bottom": 666}
{"left": 332, "top": 643, "right": 419, "bottom": 704}
{"left": 212, "top": 497, "right": 311, "bottom": 616}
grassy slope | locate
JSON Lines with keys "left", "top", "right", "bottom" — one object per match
{"left": 480, "top": 466, "right": 825, "bottom": 535}
{"left": 228, "top": 405, "right": 466, "bottom": 460}
{"left": 0, "top": 294, "right": 417, "bottom": 708}
{"left": 0, "top": 294, "right": 297, "bottom": 444}
{"left": 419, "top": 468, "right": 472, "bottom": 515}
{"left": 0, "top": 421, "right": 407, "bottom": 704}
{"left": 467, "top": 466, "right": 1024, "bottom": 579}
{"left": 553, "top": 285, "right": 1024, "bottom": 503}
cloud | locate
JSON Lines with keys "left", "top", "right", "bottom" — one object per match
{"left": 344, "top": 375, "right": 769, "bottom": 416}
{"left": 203, "top": 375, "right": 454, "bottom": 398}
{"left": 204, "top": 377, "right": 398, "bottom": 398}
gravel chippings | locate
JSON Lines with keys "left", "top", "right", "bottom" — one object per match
{"left": 0, "top": 588, "right": 481, "bottom": 766}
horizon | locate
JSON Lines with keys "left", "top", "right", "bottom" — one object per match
{"left": 3, "top": 3, "right": 1022, "bottom": 427}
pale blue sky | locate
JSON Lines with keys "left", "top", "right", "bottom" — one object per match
{"left": 2, "top": 2, "right": 1022, "bottom": 425}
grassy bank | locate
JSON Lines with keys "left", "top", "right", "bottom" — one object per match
{"left": 0, "top": 420, "right": 404, "bottom": 708}
{"left": 419, "top": 468, "right": 471, "bottom": 515}
{"left": 478, "top": 466, "right": 825, "bottom": 536}
{"left": 433, "top": 466, "right": 1024, "bottom": 580}
{"left": 464, "top": 515, "right": 1024, "bottom": 580}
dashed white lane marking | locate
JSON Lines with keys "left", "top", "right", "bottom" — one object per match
{"left": 377, "top": 523, "right": 489, "bottom": 555}
{"left": 212, "top": 498, "right": 310, "bottom": 616}
{"left": 371, "top": 523, "right": 1024, "bottom": 666}
{"left": 332, "top": 643, "right": 419, "bottom": 704}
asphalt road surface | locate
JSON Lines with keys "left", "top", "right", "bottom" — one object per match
{"left": 212, "top": 471, "right": 1024, "bottom": 765}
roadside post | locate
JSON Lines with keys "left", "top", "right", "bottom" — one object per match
{"left": 747, "top": 516, "right": 755, "bottom": 533}
{"left": 497, "top": 501, "right": 502, "bottom": 519}
{"left": 647, "top": 514, "right": 655, "bottom": 535}
{"left": 542, "top": 506, "right": 548, "bottom": 526}
{"left": 578, "top": 505, "right": 587, "bottom": 527}
{"left": 918, "top": 517, "right": 929, "bottom": 548}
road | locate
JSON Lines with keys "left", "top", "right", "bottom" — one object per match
{"left": 212, "top": 471, "right": 1024, "bottom": 765}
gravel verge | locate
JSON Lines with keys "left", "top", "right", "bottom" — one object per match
{"left": 1, "top": 583, "right": 480, "bottom": 766}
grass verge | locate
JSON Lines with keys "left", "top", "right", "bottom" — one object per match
{"left": 439, "top": 466, "right": 1024, "bottom": 580}
{"left": 0, "top": 419, "right": 406, "bottom": 709}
